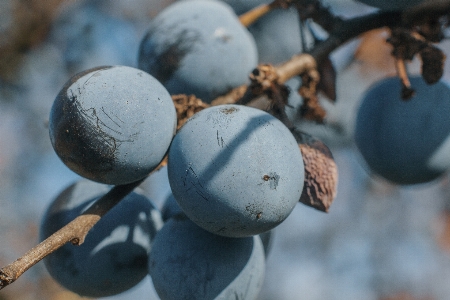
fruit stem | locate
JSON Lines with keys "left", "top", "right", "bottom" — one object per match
{"left": 395, "top": 57, "right": 415, "bottom": 99}
{"left": 239, "top": 0, "right": 291, "bottom": 27}
{"left": 0, "top": 178, "right": 145, "bottom": 290}
{"left": 239, "top": 3, "right": 273, "bottom": 27}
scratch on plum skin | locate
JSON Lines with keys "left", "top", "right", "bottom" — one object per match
{"left": 183, "top": 165, "right": 209, "bottom": 201}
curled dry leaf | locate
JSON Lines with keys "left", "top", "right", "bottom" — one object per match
{"left": 420, "top": 45, "right": 446, "bottom": 84}
{"left": 172, "top": 94, "right": 210, "bottom": 130}
{"left": 154, "top": 94, "right": 210, "bottom": 169}
{"left": 292, "top": 129, "right": 338, "bottom": 212}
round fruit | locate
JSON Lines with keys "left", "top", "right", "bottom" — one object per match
{"left": 168, "top": 104, "right": 304, "bottom": 237}
{"left": 354, "top": 76, "right": 450, "bottom": 185}
{"left": 356, "top": 0, "right": 425, "bottom": 11}
{"left": 40, "top": 179, "right": 163, "bottom": 297}
{"left": 160, "top": 192, "right": 274, "bottom": 256}
{"left": 161, "top": 193, "right": 183, "bottom": 222}
{"left": 49, "top": 65, "right": 176, "bottom": 185}
{"left": 248, "top": 8, "right": 304, "bottom": 64}
{"left": 138, "top": 0, "right": 258, "bottom": 103}
{"left": 149, "top": 215, "right": 265, "bottom": 300}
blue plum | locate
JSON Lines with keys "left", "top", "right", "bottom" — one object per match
{"left": 138, "top": 0, "right": 258, "bottom": 103}
{"left": 40, "top": 179, "right": 163, "bottom": 297}
{"left": 248, "top": 7, "right": 306, "bottom": 64}
{"left": 149, "top": 215, "right": 265, "bottom": 300}
{"left": 168, "top": 104, "right": 304, "bottom": 237}
{"left": 354, "top": 76, "right": 450, "bottom": 185}
{"left": 161, "top": 193, "right": 183, "bottom": 222}
{"left": 161, "top": 192, "right": 274, "bottom": 256}
{"left": 49, "top": 65, "right": 176, "bottom": 185}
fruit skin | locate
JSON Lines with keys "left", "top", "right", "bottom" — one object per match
{"left": 149, "top": 215, "right": 265, "bottom": 300}
{"left": 356, "top": 0, "right": 425, "bottom": 11}
{"left": 40, "top": 179, "right": 163, "bottom": 297}
{"left": 354, "top": 76, "right": 450, "bottom": 185}
{"left": 248, "top": 8, "right": 304, "bottom": 64}
{"left": 168, "top": 104, "right": 304, "bottom": 237}
{"left": 161, "top": 193, "right": 274, "bottom": 256}
{"left": 138, "top": 0, "right": 258, "bottom": 103}
{"left": 49, "top": 65, "right": 176, "bottom": 185}
{"left": 161, "top": 193, "right": 183, "bottom": 222}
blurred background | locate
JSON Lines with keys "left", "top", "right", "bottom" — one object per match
{"left": 2, "top": 0, "right": 450, "bottom": 299}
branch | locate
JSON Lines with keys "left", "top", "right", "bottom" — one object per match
{"left": 403, "top": 0, "right": 450, "bottom": 27}
{"left": 0, "top": 6, "right": 433, "bottom": 292}
{"left": 309, "top": 11, "right": 401, "bottom": 64}
{"left": 239, "top": 0, "right": 294, "bottom": 27}
{"left": 0, "top": 178, "right": 145, "bottom": 290}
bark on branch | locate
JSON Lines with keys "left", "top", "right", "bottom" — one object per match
{"left": 0, "top": 5, "right": 434, "bottom": 292}
{"left": 0, "top": 178, "right": 144, "bottom": 290}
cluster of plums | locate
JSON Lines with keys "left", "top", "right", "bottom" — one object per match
{"left": 41, "top": 0, "right": 448, "bottom": 299}
{"left": 45, "top": 59, "right": 304, "bottom": 297}
{"left": 43, "top": 1, "right": 305, "bottom": 298}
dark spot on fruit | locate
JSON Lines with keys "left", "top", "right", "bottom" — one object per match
{"left": 52, "top": 95, "right": 117, "bottom": 180}
{"left": 220, "top": 107, "right": 238, "bottom": 114}
{"left": 256, "top": 212, "right": 262, "bottom": 219}
{"left": 262, "top": 172, "right": 280, "bottom": 190}
{"left": 139, "top": 27, "right": 200, "bottom": 84}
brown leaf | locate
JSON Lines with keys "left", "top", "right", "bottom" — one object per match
{"left": 291, "top": 129, "right": 338, "bottom": 212}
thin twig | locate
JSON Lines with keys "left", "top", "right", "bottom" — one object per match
{"left": 0, "top": 7, "right": 425, "bottom": 292}
{"left": 0, "top": 178, "right": 145, "bottom": 290}
{"left": 239, "top": 0, "right": 293, "bottom": 27}
{"left": 239, "top": 2, "right": 273, "bottom": 27}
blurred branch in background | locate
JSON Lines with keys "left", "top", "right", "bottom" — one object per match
{"left": 0, "top": 0, "right": 73, "bottom": 83}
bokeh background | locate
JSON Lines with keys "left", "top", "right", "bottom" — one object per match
{"left": 2, "top": 0, "right": 450, "bottom": 299}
